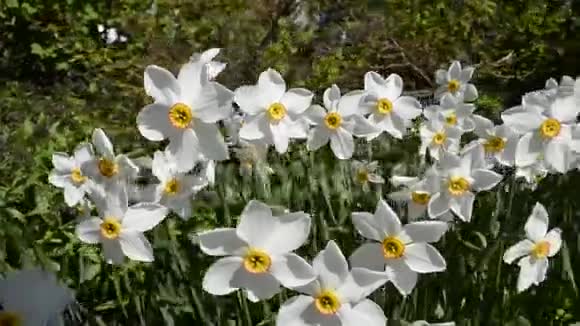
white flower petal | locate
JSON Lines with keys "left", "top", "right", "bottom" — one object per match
{"left": 349, "top": 243, "right": 385, "bottom": 272}
{"left": 503, "top": 240, "right": 534, "bottom": 264}
{"left": 270, "top": 253, "right": 316, "bottom": 288}
{"left": 202, "top": 256, "right": 243, "bottom": 295}
{"left": 352, "top": 212, "right": 383, "bottom": 241}
{"left": 102, "top": 239, "right": 125, "bottom": 265}
{"left": 198, "top": 228, "right": 247, "bottom": 256}
{"left": 281, "top": 88, "right": 313, "bottom": 114}
{"left": 258, "top": 68, "right": 286, "bottom": 104}
{"left": 449, "top": 192, "right": 474, "bottom": 222}
{"left": 351, "top": 299, "right": 388, "bottom": 326}
{"left": 313, "top": 240, "right": 349, "bottom": 290}
{"left": 385, "top": 259, "right": 417, "bottom": 295}
{"left": 193, "top": 120, "right": 229, "bottom": 161}
{"left": 403, "top": 221, "right": 448, "bottom": 243}
{"left": 122, "top": 203, "right": 168, "bottom": 232}
{"left": 51, "top": 153, "right": 74, "bottom": 172}
{"left": 375, "top": 199, "right": 402, "bottom": 236}
{"left": 323, "top": 84, "right": 341, "bottom": 110}
{"left": 233, "top": 269, "right": 281, "bottom": 302}
{"left": 350, "top": 115, "right": 380, "bottom": 137}
{"left": 92, "top": 128, "right": 115, "bottom": 158}
{"left": 338, "top": 90, "right": 365, "bottom": 116}
{"left": 463, "top": 84, "right": 478, "bottom": 102}
{"left": 194, "top": 84, "right": 233, "bottom": 123}
{"left": 270, "top": 119, "right": 291, "bottom": 153}
{"left": 403, "top": 243, "right": 446, "bottom": 273}
{"left": 239, "top": 114, "right": 268, "bottom": 140}
{"left": 262, "top": 212, "right": 311, "bottom": 255}
{"left": 64, "top": 185, "right": 85, "bottom": 207}
{"left": 167, "top": 128, "right": 200, "bottom": 172}
{"left": 515, "top": 133, "right": 543, "bottom": 167}
{"left": 502, "top": 110, "right": 544, "bottom": 134}
{"left": 235, "top": 85, "right": 267, "bottom": 115}
{"left": 119, "top": 232, "right": 154, "bottom": 262}
{"left": 76, "top": 217, "right": 102, "bottom": 244}
{"left": 137, "top": 103, "right": 174, "bottom": 141}
{"left": 472, "top": 169, "right": 503, "bottom": 191}
{"left": 144, "top": 65, "right": 180, "bottom": 105}
{"left": 236, "top": 200, "right": 274, "bottom": 247}
{"left": 276, "top": 295, "right": 315, "bottom": 326}
{"left": 307, "top": 127, "right": 330, "bottom": 151}
{"left": 330, "top": 128, "right": 355, "bottom": 160}
{"left": 460, "top": 67, "right": 475, "bottom": 82}
{"left": 516, "top": 255, "right": 548, "bottom": 292}
{"left": 525, "top": 202, "right": 549, "bottom": 242}
{"left": 394, "top": 96, "right": 422, "bottom": 120}
{"left": 338, "top": 268, "right": 387, "bottom": 303}
{"left": 544, "top": 140, "right": 569, "bottom": 173}
{"left": 544, "top": 228, "right": 562, "bottom": 257}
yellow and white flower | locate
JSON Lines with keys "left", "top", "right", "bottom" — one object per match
{"left": 306, "top": 84, "right": 378, "bottom": 159}
{"left": 188, "top": 48, "right": 226, "bottom": 80}
{"left": 81, "top": 128, "right": 139, "bottom": 188}
{"left": 76, "top": 185, "right": 168, "bottom": 264}
{"left": 469, "top": 115, "right": 519, "bottom": 167}
{"left": 434, "top": 61, "right": 478, "bottom": 102}
{"left": 350, "top": 199, "right": 448, "bottom": 295}
{"left": 428, "top": 146, "right": 503, "bottom": 222}
{"left": 352, "top": 160, "right": 385, "bottom": 191}
{"left": 419, "top": 113, "right": 462, "bottom": 161}
{"left": 151, "top": 150, "right": 208, "bottom": 220}
{"left": 235, "top": 69, "right": 313, "bottom": 153}
{"left": 0, "top": 269, "right": 74, "bottom": 326}
{"left": 503, "top": 202, "right": 562, "bottom": 292}
{"left": 423, "top": 94, "right": 476, "bottom": 132}
{"left": 49, "top": 143, "right": 94, "bottom": 207}
{"left": 502, "top": 89, "right": 579, "bottom": 173}
{"left": 137, "top": 57, "right": 233, "bottom": 171}
{"left": 198, "top": 200, "right": 315, "bottom": 302}
{"left": 361, "top": 72, "right": 422, "bottom": 139}
{"left": 276, "top": 241, "right": 387, "bottom": 326}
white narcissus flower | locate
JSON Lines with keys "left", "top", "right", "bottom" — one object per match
{"left": 350, "top": 199, "right": 448, "bottom": 295}
{"left": 501, "top": 89, "right": 579, "bottom": 173}
{"left": 424, "top": 94, "right": 476, "bottom": 132}
{"left": 276, "top": 241, "right": 387, "bottom": 326}
{"left": 189, "top": 48, "right": 227, "bottom": 80}
{"left": 306, "top": 84, "right": 378, "bottom": 159}
{"left": 361, "top": 72, "right": 422, "bottom": 139}
{"left": 389, "top": 168, "right": 452, "bottom": 221}
{"left": 352, "top": 160, "right": 385, "bottom": 191}
{"left": 419, "top": 113, "right": 462, "bottom": 161}
{"left": 469, "top": 115, "right": 519, "bottom": 167}
{"left": 151, "top": 150, "right": 208, "bottom": 220}
{"left": 515, "top": 159, "right": 548, "bottom": 190}
{"left": 235, "top": 69, "right": 313, "bottom": 153}
{"left": 428, "top": 146, "right": 503, "bottom": 222}
{"left": 198, "top": 200, "right": 316, "bottom": 302}
{"left": 503, "top": 202, "right": 562, "bottom": 292}
{"left": 76, "top": 184, "right": 169, "bottom": 264}
{"left": 0, "top": 269, "right": 74, "bottom": 326}
{"left": 49, "top": 143, "right": 94, "bottom": 207}
{"left": 137, "top": 58, "right": 233, "bottom": 171}
{"left": 434, "top": 60, "right": 478, "bottom": 102}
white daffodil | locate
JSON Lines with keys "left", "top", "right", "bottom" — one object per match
{"left": 233, "top": 140, "right": 272, "bottom": 177}
{"left": 76, "top": 184, "right": 169, "bottom": 264}
{"left": 189, "top": 48, "right": 226, "bottom": 80}
{"left": 419, "top": 113, "right": 462, "bottom": 161}
{"left": 49, "top": 143, "right": 94, "bottom": 207}
{"left": 151, "top": 150, "right": 208, "bottom": 220}
{"left": 434, "top": 60, "right": 478, "bottom": 102}
{"left": 198, "top": 200, "right": 316, "bottom": 302}
{"left": 0, "top": 269, "right": 74, "bottom": 326}
{"left": 428, "top": 146, "right": 503, "bottom": 222}
{"left": 306, "top": 84, "right": 378, "bottom": 159}
{"left": 81, "top": 128, "right": 139, "bottom": 188}
{"left": 235, "top": 69, "right": 313, "bottom": 153}
{"left": 502, "top": 89, "right": 579, "bottom": 173}
{"left": 424, "top": 94, "right": 476, "bottom": 132}
{"left": 470, "top": 115, "right": 519, "bottom": 167}
{"left": 352, "top": 160, "right": 384, "bottom": 191}
{"left": 276, "top": 241, "right": 387, "bottom": 326}
{"left": 137, "top": 58, "right": 233, "bottom": 171}
{"left": 360, "top": 72, "right": 422, "bottom": 139}
{"left": 389, "top": 168, "right": 453, "bottom": 221}
{"left": 503, "top": 202, "right": 562, "bottom": 292}
{"left": 350, "top": 199, "right": 448, "bottom": 295}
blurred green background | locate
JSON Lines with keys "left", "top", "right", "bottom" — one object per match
{"left": 1, "top": 0, "right": 580, "bottom": 325}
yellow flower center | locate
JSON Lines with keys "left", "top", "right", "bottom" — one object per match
{"left": 539, "top": 118, "right": 561, "bottom": 139}
{"left": 168, "top": 103, "right": 193, "bottom": 129}
{"left": 0, "top": 312, "right": 22, "bottom": 326}
{"left": 445, "top": 113, "right": 457, "bottom": 126}
{"left": 411, "top": 191, "right": 431, "bottom": 205}
{"left": 243, "top": 248, "right": 271, "bottom": 274}
{"left": 447, "top": 176, "right": 470, "bottom": 196}
{"left": 324, "top": 112, "right": 342, "bottom": 130}
{"left": 355, "top": 169, "right": 369, "bottom": 184}
{"left": 376, "top": 98, "right": 393, "bottom": 115}
{"left": 447, "top": 79, "right": 460, "bottom": 93}
{"left": 164, "top": 178, "right": 180, "bottom": 195}
{"left": 98, "top": 158, "right": 118, "bottom": 178}
{"left": 483, "top": 136, "right": 506, "bottom": 153}
{"left": 100, "top": 217, "right": 122, "bottom": 240}
{"left": 314, "top": 290, "right": 341, "bottom": 315}
{"left": 432, "top": 132, "right": 446, "bottom": 145}
{"left": 71, "top": 167, "right": 87, "bottom": 184}
{"left": 531, "top": 241, "right": 550, "bottom": 259}
{"left": 267, "top": 102, "right": 287, "bottom": 122}
{"left": 382, "top": 236, "right": 405, "bottom": 259}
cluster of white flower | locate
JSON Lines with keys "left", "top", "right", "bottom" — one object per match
{"left": 41, "top": 49, "right": 580, "bottom": 325}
